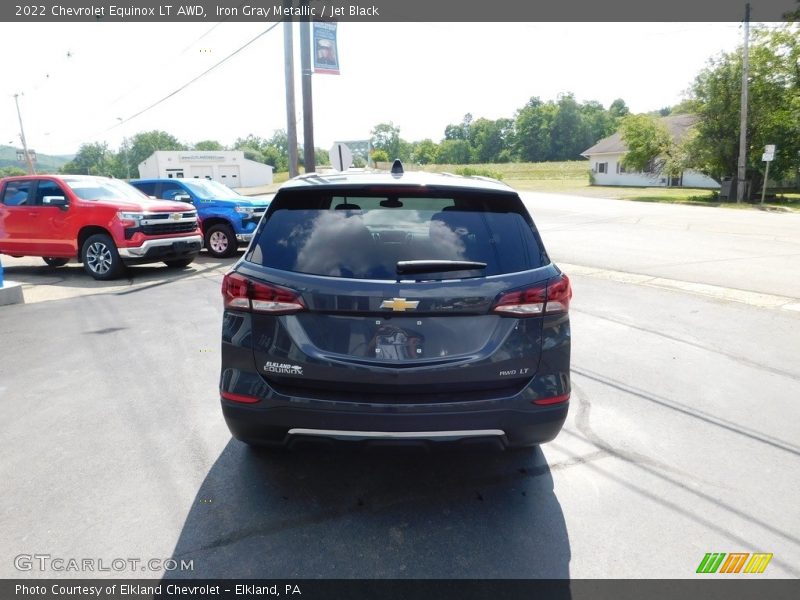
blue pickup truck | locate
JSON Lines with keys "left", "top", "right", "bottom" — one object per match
{"left": 130, "top": 178, "right": 270, "bottom": 258}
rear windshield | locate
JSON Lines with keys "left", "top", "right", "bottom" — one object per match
{"left": 247, "top": 188, "right": 546, "bottom": 280}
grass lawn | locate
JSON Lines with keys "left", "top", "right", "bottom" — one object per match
{"left": 264, "top": 161, "right": 798, "bottom": 212}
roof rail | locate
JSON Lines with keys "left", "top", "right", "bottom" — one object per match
{"left": 469, "top": 175, "right": 511, "bottom": 188}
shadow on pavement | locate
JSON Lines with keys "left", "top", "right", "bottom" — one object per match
{"left": 166, "top": 439, "right": 571, "bottom": 580}
{"left": 1, "top": 253, "right": 238, "bottom": 295}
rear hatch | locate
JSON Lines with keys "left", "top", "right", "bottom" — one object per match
{"left": 226, "top": 186, "right": 565, "bottom": 402}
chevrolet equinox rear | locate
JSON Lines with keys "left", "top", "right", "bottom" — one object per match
{"left": 220, "top": 167, "right": 571, "bottom": 449}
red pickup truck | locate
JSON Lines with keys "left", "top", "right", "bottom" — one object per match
{"left": 0, "top": 174, "right": 202, "bottom": 280}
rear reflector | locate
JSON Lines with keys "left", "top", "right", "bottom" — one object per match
{"left": 492, "top": 273, "right": 572, "bottom": 317}
{"left": 533, "top": 393, "right": 570, "bottom": 406}
{"left": 221, "top": 390, "right": 260, "bottom": 404}
{"left": 222, "top": 272, "right": 305, "bottom": 314}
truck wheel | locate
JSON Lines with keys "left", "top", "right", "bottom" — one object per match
{"left": 81, "top": 234, "right": 124, "bottom": 280}
{"left": 43, "top": 257, "right": 69, "bottom": 267}
{"left": 205, "top": 224, "right": 237, "bottom": 258}
{"left": 164, "top": 258, "right": 195, "bottom": 268}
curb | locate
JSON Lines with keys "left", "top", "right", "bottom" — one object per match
{"left": 560, "top": 262, "right": 800, "bottom": 313}
{"left": 0, "top": 280, "right": 25, "bottom": 306}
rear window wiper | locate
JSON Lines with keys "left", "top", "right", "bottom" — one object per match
{"left": 396, "top": 260, "right": 487, "bottom": 274}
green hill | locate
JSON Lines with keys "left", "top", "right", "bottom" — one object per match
{"left": 0, "top": 145, "right": 73, "bottom": 173}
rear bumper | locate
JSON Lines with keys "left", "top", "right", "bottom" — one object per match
{"left": 221, "top": 400, "right": 568, "bottom": 449}
{"left": 118, "top": 235, "right": 202, "bottom": 263}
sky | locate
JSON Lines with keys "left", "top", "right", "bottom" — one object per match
{"left": 0, "top": 21, "right": 749, "bottom": 157}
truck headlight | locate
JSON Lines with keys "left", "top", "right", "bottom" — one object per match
{"left": 118, "top": 212, "right": 145, "bottom": 227}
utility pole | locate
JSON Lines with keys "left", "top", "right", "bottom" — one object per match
{"left": 736, "top": 2, "right": 750, "bottom": 203}
{"left": 299, "top": 4, "right": 315, "bottom": 173}
{"left": 283, "top": 3, "right": 299, "bottom": 178}
{"left": 13, "top": 93, "right": 35, "bottom": 175}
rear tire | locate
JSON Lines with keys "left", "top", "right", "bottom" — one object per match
{"left": 164, "top": 258, "right": 195, "bottom": 268}
{"left": 205, "top": 224, "right": 238, "bottom": 258}
{"left": 81, "top": 234, "right": 124, "bottom": 280}
{"left": 43, "top": 257, "right": 69, "bottom": 267}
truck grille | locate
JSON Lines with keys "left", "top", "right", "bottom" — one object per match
{"left": 140, "top": 222, "right": 198, "bottom": 235}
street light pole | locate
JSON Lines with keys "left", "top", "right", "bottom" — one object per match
{"left": 13, "top": 93, "right": 35, "bottom": 175}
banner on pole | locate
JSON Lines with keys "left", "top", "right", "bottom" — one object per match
{"left": 313, "top": 22, "right": 340, "bottom": 75}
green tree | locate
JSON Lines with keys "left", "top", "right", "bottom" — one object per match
{"left": 608, "top": 98, "right": 630, "bottom": 122}
{"left": 580, "top": 100, "right": 615, "bottom": 149}
{"left": 371, "top": 122, "right": 404, "bottom": 160}
{"left": 549, "top": 93, "right": 590, "bottom": 160}
{"left": 689, "top": 24, "right": 800, "bottom": 181}
{"left": 619, "top": 114, "right": 673, "bottom": 172}
{"left": 370, "top": 148, "right": 390, "bottom": 164}
{"left": 0, "top": 166, "right": 26, "bottom": 177}
{"left": 233, "top": 134, "right": 265, "bottom": 164}
{"left": 444, "top": 113, "right": 473, "bottom": 141}
{"left": 435, "top": 139, "right": 472, "bottom": 164}
{"left": 411, "top": 139, "right": 439, "bottom": 164}
{"left": 512, "top": 97, "right": 554, "bottom": 162}
{"left": 234, "top": 134, "right": 266, "bottom": 150}
{"left": 619, "top": 114, "right": 696, "bottom": 182}
{"left": 468, "top": 118, "right": 514, "bottom": 163}
{"left": 60, "top": 142, "right": 114, "bottom": 176}
{"left": 315, "top": 147, "right": 331, "bottom": 167}
{"left": 193, "top": 140, "right": 225, "bottom": 151}
{"left": 128, "top": 131, "right": 186, "bottom": 170}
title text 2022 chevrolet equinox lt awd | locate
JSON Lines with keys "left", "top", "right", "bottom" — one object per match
{"left": 219, "top": 166, "right": 571, "bottom": 449}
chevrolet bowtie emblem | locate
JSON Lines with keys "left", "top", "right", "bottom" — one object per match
{"left": 171, "top": 212, "right": 182, "bottom": 221}
{"left": 380, "top": 298, "right": 420, "bottom": 312}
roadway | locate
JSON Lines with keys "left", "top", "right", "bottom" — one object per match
{"left": 0, "top": 193, "right": 798, "bottom": 579}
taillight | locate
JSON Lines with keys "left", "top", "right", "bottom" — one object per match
{"left": 533, "top": 393, "right": 570, "bottom": 405}
{"left": 492, "top": 273, "right": 572, "bottom": 317}
{"left": 221, "top": 272, "right": 305, "bottom": 314}
{"left": 220, "top": 390, "right": 260, "bottom": 404}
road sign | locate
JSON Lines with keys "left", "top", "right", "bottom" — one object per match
{"left": 16, "top": 149, "right": 36, "bottom": 163}
{"left": 764, "top": 144, "right": 776, "bottom": 154}
{"left": 329, "top": 143, "right": 353, "bottom": 171}
{"left": 762, "top": 153, "right": 774, "bottom": 162}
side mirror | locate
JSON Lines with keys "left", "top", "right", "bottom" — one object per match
{"left": 43, "top": 196, "right": 68, "bottom": 210}
{"left": 174, "top": 193, "right": 193, "bottom": 203}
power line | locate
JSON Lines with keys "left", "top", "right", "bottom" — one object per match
{"left": 107, "top": 20, "right": 230, "bottom": 109}
{"left": 110, "top": 20, "right": 282, "bottom": 131}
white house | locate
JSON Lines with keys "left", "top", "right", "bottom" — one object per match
{"left": 137, "top": 151, "right": 273, "bottom": 188}
{"left": 581, "top": 114, "right": 719, "bottom": 189}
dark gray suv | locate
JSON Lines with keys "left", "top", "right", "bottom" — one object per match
{"left": 220, "top": 166, "right": 571, "bottom": 449}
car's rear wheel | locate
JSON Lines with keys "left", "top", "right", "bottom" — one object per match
{"left": 81, "top": 234, "right": 124, "bottom": 280}
{"left": 205, "top": 224, "right": 237, "bottom": 258}
{"left": 164, "top": 258, "right": 195, "bottom": 268}
{"left": 43, "top": 257, "right": 69, "bottom": 267}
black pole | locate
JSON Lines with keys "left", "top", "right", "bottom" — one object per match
{"left": 283, "top": 2, "right": 299, "bottom": 178}
{"left": 299, "top": 7, "right": 315, "bottom": 173}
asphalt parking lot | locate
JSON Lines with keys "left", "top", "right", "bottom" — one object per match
{"left": 1, "top": 193, "right": 798, "bottom": 579}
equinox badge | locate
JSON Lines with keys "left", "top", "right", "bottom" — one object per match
{"left": 380, "top": 298, "right": 420, "bottom": 312}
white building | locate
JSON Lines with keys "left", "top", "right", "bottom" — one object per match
{"left": 581, "top": 115, "right": 719, "bottom": 189}
{"left": 137, "top": 151, "right": 273, "bottom": 188}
